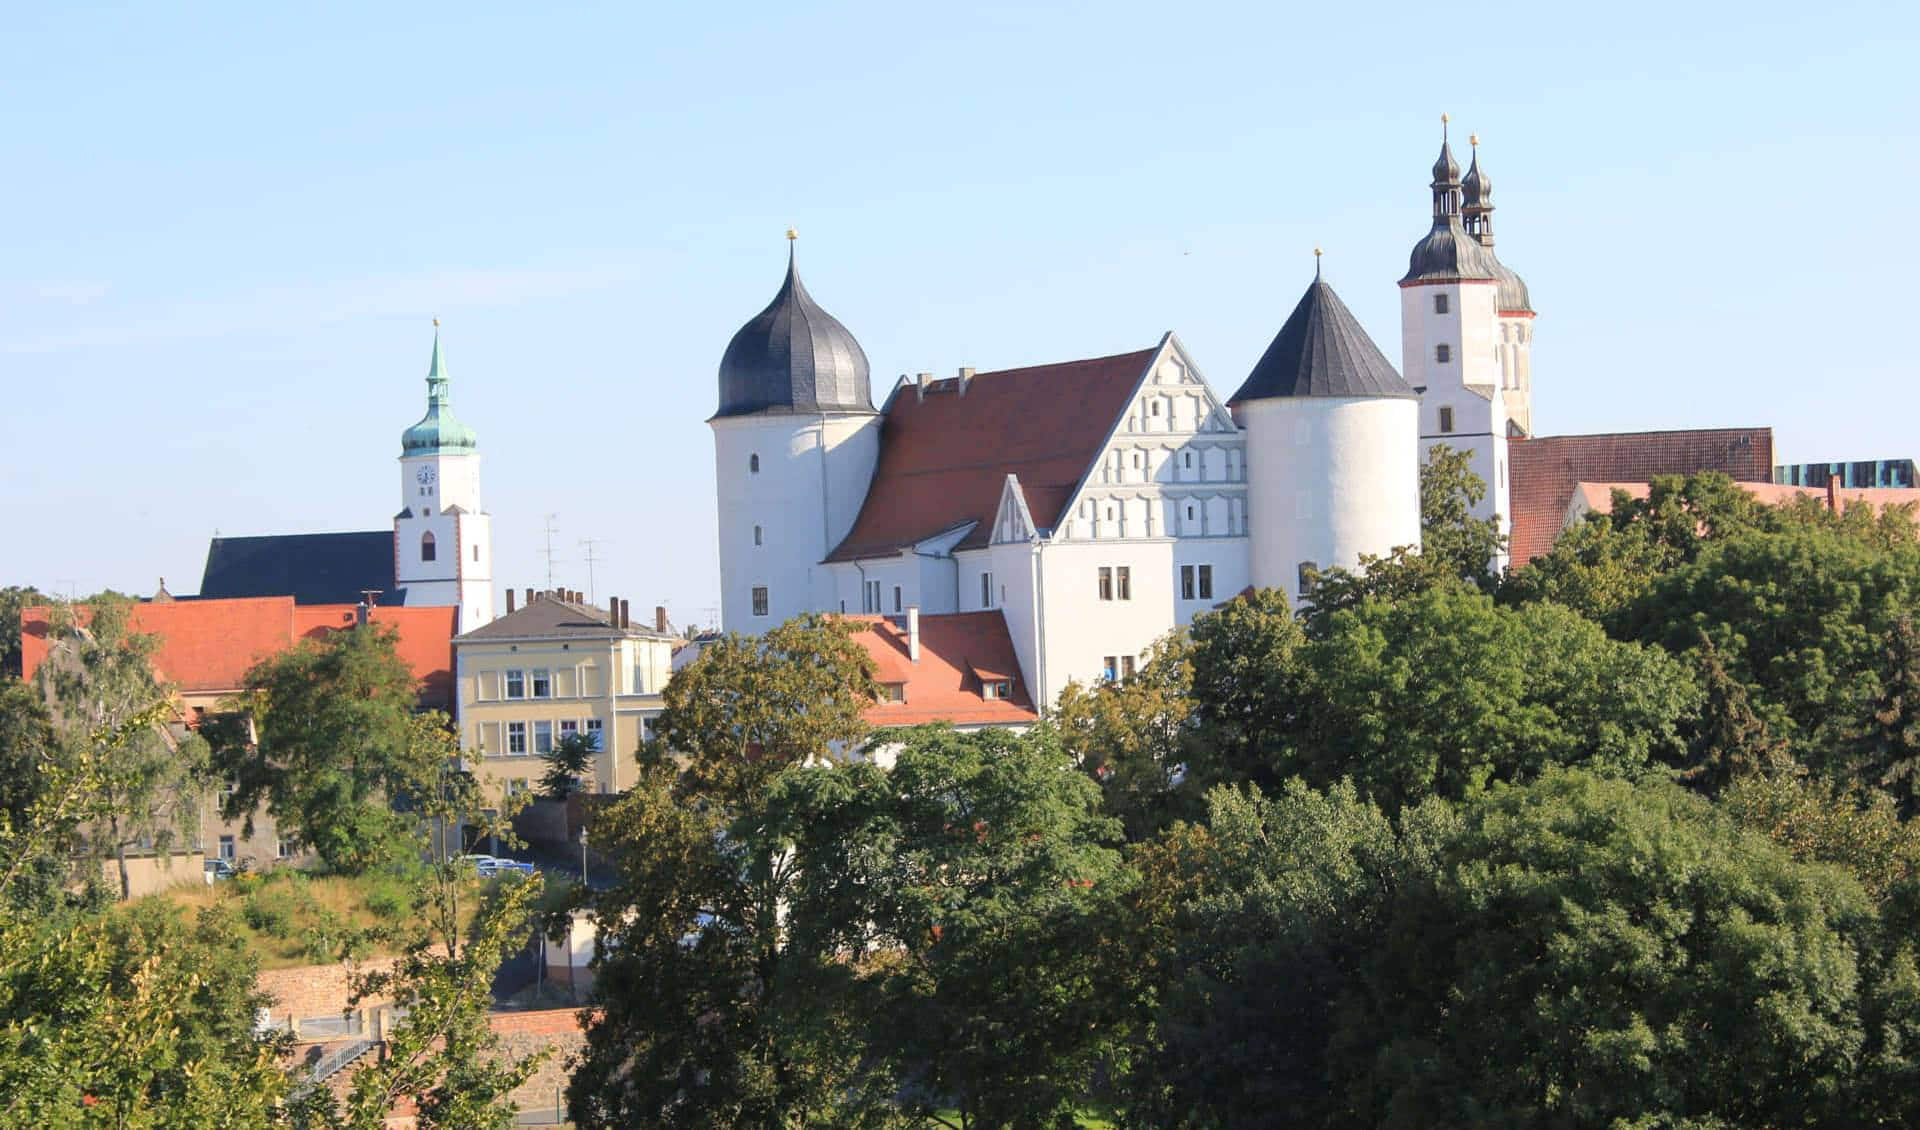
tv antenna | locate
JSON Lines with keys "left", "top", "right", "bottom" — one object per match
{"left": 579, "top": 538, "right": 604, "bottom": 603}
{"left": 541, "top": 514, "right": 562, "bottom": 590}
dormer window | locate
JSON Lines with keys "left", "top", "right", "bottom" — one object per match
{"left": 1434, "top": 293, "right": 1449, "bottom": 315}
{"left": 879, "top": 682, "right": 907, "bottom": 703}
{"left": 982, "top": 679, "right": 1012, "bottom": 700}
{"left": 1435, "top": 344, "right": 1452, "bottom": 364}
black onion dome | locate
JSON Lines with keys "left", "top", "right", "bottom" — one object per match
{"left": 1402, "top": 222, "right": 1500, "bottom": 283}
{"left": 1432, "top": 139, "right": 1461, "bottom": 183}
{"left": 1230, "top": 275, "right": 1417, "bottom": 403}
{"left": 714, "top": 249, "right": 874, "bottom": 418}
{"left": 1462, "top": 149, "right": 1491, "bottom": 206}
{"left": 1494, "top": 258, "right": 1533, "bottom": 313}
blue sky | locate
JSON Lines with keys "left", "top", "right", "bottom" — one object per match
{"left": 3, "top": 0, "right": 1915, "bottom": 627}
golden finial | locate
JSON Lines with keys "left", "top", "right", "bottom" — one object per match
{"left": 432, "top": 317, "right": 440, "bottom": 328}
{"left": 1469, "top": 133, "right": 1479, "bottom": 148}
{"left": 785, "top": 227, "right": 798, "bottom": 241}
{"left": 1314, "top": 246, "right": 1323, "bottom": 278}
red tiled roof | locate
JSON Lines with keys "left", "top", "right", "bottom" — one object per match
{"left": 827, "top": 347, "right": 1160, "bottom": 561}
{"left": 846, "top": 611, "right": 1038, "bottom": 727}
{"left": 1507, "top": 427, "right": 1773, "bottom": 564}
{"left": 20, "top": 597, "right": 457, "bottom": 711}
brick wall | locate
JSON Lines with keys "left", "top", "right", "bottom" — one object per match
{"left": 256, "top": 957, "right": 400, "bottom": 1029}
{"left": 491, "top": 1009, "right": 587, "bottom": 1119}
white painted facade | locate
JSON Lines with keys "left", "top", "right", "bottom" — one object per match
{"left": 394, "top": 449, "right": 494, "bottom": 630}
{"left": 1404, "top": 276, "right": 1513, "bottom": 568}
{"left": 712, "top": 410, "right": 881, "bottom": 630}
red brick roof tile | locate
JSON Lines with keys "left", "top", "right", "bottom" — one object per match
{"left": 827, "top": 347, "right": 1159, "bottom": 561}
{"left": 847, "top": 611, "right": 1038, "bottom": 727}
{"left": 1507, "top": 427, "right": 1773, "bottom": 563}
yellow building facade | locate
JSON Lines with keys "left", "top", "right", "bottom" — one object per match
{"left": 453, "top": 593, "right": 679, "bottom": 795}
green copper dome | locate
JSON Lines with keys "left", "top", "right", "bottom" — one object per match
{"left": 401, "top": 327, "right": 478, "bottom": 456}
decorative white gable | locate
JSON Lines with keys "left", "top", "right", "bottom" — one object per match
{"left": 1055, "top": 333, "right": 1249, "bottom": 543}
{"left": 991, "top": 475, "right": 1040, "bottom": 544}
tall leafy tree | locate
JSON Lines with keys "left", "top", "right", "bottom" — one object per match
{"left": 1051, "top": 633, "right": 1194, "bottom": 840}
{"left": 210, "top": 623, "right": 432, "bottom": 874}
{"left": 1677, "top": 632, "right": 1791, "bottom": 794}
{"left": 34, "top": 596, "right": 204, "bottom": 900}
{"left": 539, "top": 730, "right": 597, "bottom": 800}
{"left": 1179, "top": 587, "right": 1311, "bottom": 801}
{"left": 1859, "top": 614, "right": 1920, "bottom": 816}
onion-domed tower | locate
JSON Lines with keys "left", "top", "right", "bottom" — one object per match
{"left": 394, "top": 322, "right": 494, "bottom": 628}
{"left": 1402, "top": 116, "right": 1510, "bottom": 565}
{"left": 1233, "top": 254, "right": 1421, "bottom": 603}
{"left": 710, "top": 234, "right": 881, "bottom": 632}
{"left": 1462, "top": 135, "right": 1538, "bottom": 437}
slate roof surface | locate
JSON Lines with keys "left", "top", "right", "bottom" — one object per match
{"left": 1507, "top": 428, "right": 1774, "bottom": 563}
{"left": 455, "top": 596, "right": 677, "bottom": 642}
{"left": 715, "top": 250, "right": 875, "bottom": 419}
{"left": 19, "top": 598, "right": 456, "bottom": 709}
{"left": 827, "top": 347, "right": 1160, "bottom": 562}
{"left": 198, "top": 531, "right": 399, "bottom": 606}
{"left": 1230, "top": 279, "right": 1416, "bottom": 403}
{"left": 849, "top": 612, "right": 1038, "bottom": 727}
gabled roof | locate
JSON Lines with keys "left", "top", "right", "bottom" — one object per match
{"left": 19, "top": 597, "right": 456, "bottom": 709}
{"left": 1508, "top": 428, "right": 1774, "bottom": 563}
{"left": 455, "top": 595, "right": 677, "bottom": 642}
{"left": 1229, "top": 278, "right": 1416, "bottom": 403}
{"left": 197, "top": 531, "right": 399, "bottom": 606}
{"left": 827, "top": 346, "right": 1160, "bottom": 561}
{"left": 848, "top": 611, "right": 1038, "bottom": 727}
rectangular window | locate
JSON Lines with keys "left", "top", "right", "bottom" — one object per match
{"left": 505, "top": 669, "right": 526, "bottom": 699}
{"left": 893, "top": 585, "right": 902, "bottom": 613}
{"left": 864, "top": 580, "right": 881, "bottom": 614}
{"left": 1181, "top": 565, "right": 1195, "bottom": 600}
{"left": 1117, "top": 566, "right": 1132, "bottom": 601}
{"left": 1434, "top": 292, "right": 1449, "bottom": 314}
{"left": 559, "top": 719, "right": 578, "bottom": 740}
{"left": 505, "top": 779, "right": 529, "bottom": 798}
{"left": 533, "top": 721, "right": 554, "bottom": 755}
{"left": 531, "top": 669, "right": 551, "bottom": 698}
{"left": 276, "top": 839, "right": 294, "bottom": 860}
{"left": 1098, "top": 567, "right": 1113, "bottom": 601}
{"left": 1438, "top": 406, "right": 1455, "bottom": 434}
{"left": 1102, "top": 656, "right": 1119, "bottom": 682}
{"left": 1298, "top": 562, "right": 1318, "bottom": 596}
{"left": 880, "top": 682, "right": 907, "bottom": 703}
{"left": 507, "top": 721, "right": 527, "bottom": 755}
{"left": 632, "top": 661, "right": 646, "bottom": 695}
{"left": 752, "top": 587, "right": 769, "bottom": 617}
{"left": 584, "top": 718, "right": 603, "bottom": 750}
{"left": 1198, "top": 564, "right": 1213, "bottom": 600}
{"left": 983, "top": 679, "right": 1012, "bottom": 700}
{"left": 980, "top": 572, "right": 993, "bottom": 608}
{"left": 1121, "top": 655, "right": 1136, "bottom": 679}
{"left": 218, "top": 835, "right": 236, "bottom": 862}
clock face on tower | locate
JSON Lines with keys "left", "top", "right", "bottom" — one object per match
{"left": 416, "top": 467, "right": 437, "bottom": 485}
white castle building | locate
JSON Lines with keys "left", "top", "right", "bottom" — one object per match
{"left": 711, "top": 128, "right": 1531, "bottom": 708}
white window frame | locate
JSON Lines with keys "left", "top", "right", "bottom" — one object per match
{"left": 507, "top": 721, "right": 527, "bottom": 756}
{"left": 530, "top": 668, "right": 552, "bottom": 699}
{"left": 533, "top": 720, "right": 554, "bottom": 755}
{"left": 584, "top": 718, "right": 604, "bottom": 750}
{"left": 504, "top": 669, "right": 526, "bottom": 700}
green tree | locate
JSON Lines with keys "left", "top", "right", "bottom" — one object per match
{"left": 539, "top": 730, "right": 597, "bottom": 800}
{"left": 34, "top": 596, "right": 204, "bottom": 900}
{"left": 1859, "top": 614, "right": 1920, "bottom": 816}
{"left": 1051, "top": 633, "right": 1193, "bottom": 840}
{"left": 568, "top": 613, "right": 889, "bottom": 1128}
{"left": 1677, "top": 632, "right": 1791, "bottom": 794}
{"left": 0, "top": 585, "right": 45, "bottom": 679}
{"left": 771, "top": 726, "right": 1130, "bottom": 1128}
{"left": 1345, "top": 771, "right": 1873, "bottom": 1129}
{"left": 1179, "top": 587, "right": 1311, "bottom": 801}
{"left": 210, "top": 623, "right": 433, "bottom": 874}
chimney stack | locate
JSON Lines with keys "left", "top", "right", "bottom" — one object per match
{"left": 907, "top": 605, "right": 921, "bottom": 664}
{"left": 957, "top": 366, "right": 975, "bottom": 396}
{"left": 524, "top": 587, "right": 534, "bottom": 607}
{"left": 655, "top": 605, "right": 668, "bottom": 633}
{"left": 619, "top": 599, "right": 631, "bottom": 630}
{"left": 506, "top": 589, "right": 517, "bottom": 614}
{"left": 609, "top": 595, "right": 620, "bottom": 625}
{"left": 916, "top": 371, "right": 932, "bottom": 401}
{"left": 1827, "top": 475, "right": 1840, "bottom": 514}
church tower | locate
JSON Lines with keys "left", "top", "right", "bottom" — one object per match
{"left": 394, "top": 324, "right": 494, "bottom": 629}
{"left": 1461, "top": 135, "right": 1538, "bottom": 438}
{"left": 1232, "top": 255, "right": 1421, "bottom": 604}
{"left": 1403, "top": 117, "right": 1511, "bottom": 565}
{"left": 711, "top": 235, "right": 881, "bottom": 632}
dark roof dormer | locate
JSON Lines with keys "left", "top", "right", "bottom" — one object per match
{"left": 714, "top": 237, "right": 875, "bottom": 419}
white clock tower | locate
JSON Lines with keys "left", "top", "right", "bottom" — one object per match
{"left": 394, "top": 323, "right": 494, "bottom": 629}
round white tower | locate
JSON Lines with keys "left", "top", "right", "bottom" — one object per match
{"left": 711, "top": 236, "right": 880, "bottom": 633}
{"left": 1230, "top": 257, "right": 1421, "bottom": 605}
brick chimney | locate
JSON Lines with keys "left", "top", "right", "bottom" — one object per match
{"left": 506, "top": 588, "right": 517, "bottom": 614}
{"left": 609, "top": 595, "right": 620, "bottom": 625}
{"left": 619, "top": 599, "right": 630, "bottom": 630}
{"left": 655, "top": 605, "right": 668, "bottom": 633}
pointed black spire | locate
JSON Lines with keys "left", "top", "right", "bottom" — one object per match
{"left": 1462, "top": 133, "right": 1495, "bottom": 247}
{"left": 1403, "top": 116, "right": 1499, "bottom": 285}
{"left": 1230, "top": 270, "right": 1417, "bottom": 403}
{"left": 714, "top": 233, "right": 875, "bottom": 419}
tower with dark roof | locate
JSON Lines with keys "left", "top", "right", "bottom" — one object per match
{"left": 1231, "top": 259, "right": 1421, "bottom": 601}
{"left": 1461, "top": 135, "right": 1539, "bottom": 438}
{"left": 394, "top": 324, "right": 494, "bottom": 629}
{"left": 711, "top": 236, "right": 882, "bottom": 632}
{"left": 1401, "top": 119, "right": 1522, "bottom": 567}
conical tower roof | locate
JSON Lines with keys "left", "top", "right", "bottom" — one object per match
{"left": 1230, "top": 269, "right": 1417, "bottom": 403}
{"left": 714, "top": 240, "right": 874, "bottom": 419}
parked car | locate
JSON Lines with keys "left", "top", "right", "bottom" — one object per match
{"left": 203, "top": 858, "right": 237, "bottom": 881}
{"left": 458, "top": 854, "right": 535, "bottom": 879}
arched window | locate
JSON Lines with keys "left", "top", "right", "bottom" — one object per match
{"left": 1435, "top": 343, "right": 1452, "bottom": 364}
{"left": 749, "top": 453, "right": 760, "bottom": 473}
{"left": 420, "top": 532, "right": 437, "bottom": 562}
